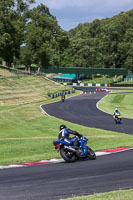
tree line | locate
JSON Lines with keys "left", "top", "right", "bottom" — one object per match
{"left": 63, "top": 9, "right": 133, "bottom": 72}
{"left": 0, "top": 0, "right": 133, "bottom": 72}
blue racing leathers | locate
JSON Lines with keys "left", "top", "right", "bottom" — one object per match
{"left": 58, "top": 128, "right": 82, "bottom": 145}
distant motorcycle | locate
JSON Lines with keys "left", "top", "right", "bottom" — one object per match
{"left": 113, "top": 114, "right": 122, "bottom": 124}
{"left": 53, "top": 136, "right": 96, "bottom": 163}
{"left": 61, "top": 95, "right": 65, "bottom": 102}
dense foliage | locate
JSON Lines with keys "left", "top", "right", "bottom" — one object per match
{"left": 62, "top": 10, "right": 133, "bottom": 71}
{"left": 0, "top": 0, "right": 133, "bottom": 71}
{"left": 22, "top": 3, "right": 68, "bottom": 70}
{"left": 0, "top": 0, "right": 35, "bottom": 66}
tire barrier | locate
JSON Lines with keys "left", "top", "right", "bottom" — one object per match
{"left": 48, "top": 90, "right": 75, "bottom": 99}
{"left": 111, "top": 83, "right": 133, "bottom": 87}
{"left": 63, "top": 82, "right": 108, "bottom": 87}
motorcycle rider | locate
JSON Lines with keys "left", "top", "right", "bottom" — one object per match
{"left": 113, "top": 108, "right": 120, "bottom": 118}
{"left": 58, "top": 125, "right": 83, "bottom": 149}
{"left": 61, "top": 93, "right": 65, "bottom": 102}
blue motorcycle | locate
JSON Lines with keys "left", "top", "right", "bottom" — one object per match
{"left": 53, "top": 136, "right": 96, "bottom": 163}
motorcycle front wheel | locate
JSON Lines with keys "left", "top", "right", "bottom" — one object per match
{"left": 60, "top": 148, "right": 76, "bottom": 163}
{"left": 118, "top": 119, "right": 121, "bottom": 124}
{"left": 87, "top": 147, "right": 96, "bottom": 160}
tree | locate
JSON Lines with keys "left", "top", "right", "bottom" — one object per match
{"left": 19, "top": 45, "right": 33, "bottom": 72}
{"left": 62, "top": 9, "right": 133, "bottom": 69}
{"left": 0, "top": 0, "right": 35, "bottom": 66}
{"left": 24, "top": 3, "right": 63, "bottom": 70}
{"left": 118, "top": 28, "right": 133, "bottom": 71}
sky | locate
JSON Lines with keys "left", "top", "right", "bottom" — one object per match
{"left": 34, "top": 0, "right": 133, "bottom": 31}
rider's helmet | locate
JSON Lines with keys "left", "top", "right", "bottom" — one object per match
{"left": 60, "top": 124, "right": 67, "bottom": 130}
{"left": 115, "top": 108, "right": 119, "bottom": 114}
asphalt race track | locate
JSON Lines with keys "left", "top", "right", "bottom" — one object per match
{"left": 41, "top": 87, "right": 133, "bottom": 135}
{"left": 0, "top": 87, "right": 133, "bottom": 200}
{"left": 0, "top": 149, "right": 133, "bottom": 200}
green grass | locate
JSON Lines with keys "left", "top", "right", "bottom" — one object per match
{"left": 0, "top": 75, "right": 76, "bottom": 164}
{"left": 0, "top": 75, "right": 133, "bottom": 199}
{"left": 81, "top": 76, "right": 117, "bottom": 84}
{"left": 0, "top": 76, "right": 133, "bottom": 165}
{"left": 116, "top": 80, "right": 133, "bottom": 84}
{"left": 1, "top": 112, "right": 133, "bottom": 164}
{"left": 98, "top": 90, "right": 133, "bottom": 118}
{"left": 61, "top": 189, "right": 133, "bottom": 200}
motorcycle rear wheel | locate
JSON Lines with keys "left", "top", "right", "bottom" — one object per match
{"left": 60, "top": 148, "right": 76, "bottom": 163}
{"left": 115, "top": 119, "right": 118, "bottom": 124}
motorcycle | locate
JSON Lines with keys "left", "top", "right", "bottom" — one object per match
{"left": 113, "top": 114, "right": 122, "bottom": 124}
{"left": 53, "top": 136, "right": 96, "bottom": 163}
{"left": 61, "top": 95, "right": 65, "bottom": 102}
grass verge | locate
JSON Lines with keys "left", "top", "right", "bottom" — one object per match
{"left": 61, "top": 189, "right": 133, "bottom": 200}
{"left": 98, "top": 89, "right": 133, "bottom": 118}
{"left": 0, "top": 75, "right": 133, "bottom": 199}
{"left": 0, "top": 76, "right": 133, "bottom": 165}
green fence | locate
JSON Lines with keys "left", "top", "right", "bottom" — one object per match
{"left": 41, "top": 67, "right": 128, "bottom": 76}
{"left": 124, "top": 75, "right": 133, "bottom": 82}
